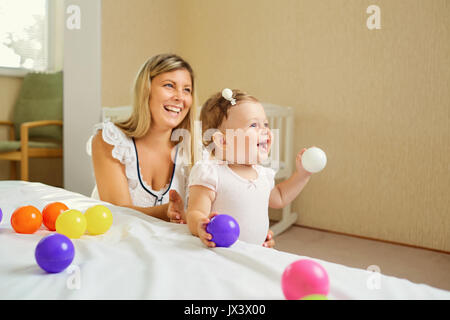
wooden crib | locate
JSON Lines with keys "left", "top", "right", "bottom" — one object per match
{"left": 262, "top": 103, "right": 297, "bottom": 236}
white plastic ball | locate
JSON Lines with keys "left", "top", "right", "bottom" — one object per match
{"left": 222, "top": 88, "right": 233, "bottom": 100}
{"left": 301, "top": 147, "right": 327, "bottom": 173}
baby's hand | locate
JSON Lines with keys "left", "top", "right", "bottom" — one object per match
{"left": 197, "top": 212, "right": 219, "bottom": 248}
{"left": 295, "top": 148, "right": 313, "bottom": 176}
{"left": 167, "top": 190, "right": 186, "bottom": 224}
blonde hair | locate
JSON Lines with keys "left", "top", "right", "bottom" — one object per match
{"left": 116, "top": 53, "right": 196, "bottom": 164}
{"left": 200, "top": 89, "right": 258, "bottom": 151}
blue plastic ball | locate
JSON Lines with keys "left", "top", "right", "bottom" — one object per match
{"left": 35, "top": 233, "right": 75, "bottom": 273}
{"left": 206, "top": 214, "right": 240, "bottom": 247}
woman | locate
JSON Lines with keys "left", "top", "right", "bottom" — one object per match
{"left": 87, "top": 53, "right": 195, "bottom": 223}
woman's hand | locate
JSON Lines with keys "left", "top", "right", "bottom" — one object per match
{"left": 263, "top": 229, "right": 275, "bottom": 248}
{"left": 167, "top": 190, "right": 186, "bottom": 224}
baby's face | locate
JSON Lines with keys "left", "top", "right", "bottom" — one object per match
{"left": 218, "top": 101, "right": 272, "bottom": 165}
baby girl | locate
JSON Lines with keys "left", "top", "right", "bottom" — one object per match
{"left": 186, "top": 89, "right": 312, "bottom": 247}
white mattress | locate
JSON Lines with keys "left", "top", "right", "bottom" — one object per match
{"left": 0, "top": 181, "right": 448, "bottom": 300}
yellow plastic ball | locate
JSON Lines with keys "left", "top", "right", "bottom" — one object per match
{"left": 55, "top": 209, "right": 87, "bottom": 239}
{"left": 84, "top": 205, "right": 113, "bottom": 235}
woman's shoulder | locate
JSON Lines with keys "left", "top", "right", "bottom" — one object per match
{"left": 86, "top": 120, "right": 135, "bottom": 165}
{"left": 98, "top": 120, "right": 131, "bottom": 145}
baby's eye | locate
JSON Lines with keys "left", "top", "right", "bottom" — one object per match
{"left": 264, "top": 122, "right": 269, "bottom": 128}
{"left": 249, "top": 123, "right": 258, "bottom": 128}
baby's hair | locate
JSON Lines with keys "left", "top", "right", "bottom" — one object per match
{"left": 200, "top": 89, "right": 259, "bottom": 150}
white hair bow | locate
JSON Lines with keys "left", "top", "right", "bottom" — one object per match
{"left": 222, "top": 88, "right": 236, "bottom": 105}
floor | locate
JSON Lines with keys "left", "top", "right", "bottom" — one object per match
{"left": 273, "top": 225, "right": 450, "bottom": 292}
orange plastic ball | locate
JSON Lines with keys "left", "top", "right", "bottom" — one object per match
{"left": 42, "top": 202, "right": 69, "bottom": 231}
{"left": 11, "top": 206, "right": 43, "bottom": 234}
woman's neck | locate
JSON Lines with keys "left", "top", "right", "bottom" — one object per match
{"left": 137, "top": 125, "right": 174, "bottom": 149}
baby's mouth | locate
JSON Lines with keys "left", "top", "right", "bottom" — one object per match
{"left": 257, "top": 140, "right": 269, "bottom": 152}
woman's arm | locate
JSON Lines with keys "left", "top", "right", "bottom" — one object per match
{"left": 91, "top": 131, "right": 170, "bottom": 221}
{"left": 186, "top": 185, "right": 216, "bottom": 247}
{"left": 269, "top": 148, "right": 312, "bottom": 209}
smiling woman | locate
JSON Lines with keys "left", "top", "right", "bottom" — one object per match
{"left": 87, "top": 53, "right": 197, "bottom": 223}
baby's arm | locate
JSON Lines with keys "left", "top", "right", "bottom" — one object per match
{"left": 186, "top": 185, "right": 217, "bottom": 248}
{"left": 269, "top": 148, "right": 312, "bottom": 209}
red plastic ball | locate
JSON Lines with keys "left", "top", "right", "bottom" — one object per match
{"left": 42, "top": 202, "right": 69, "bottom": 231}
{"left": 11, "top": 205, "right": 43, "bottom": 234}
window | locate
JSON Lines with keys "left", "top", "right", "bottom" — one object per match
{"left": 0, "top": 0, "right": 59, "bottom": 76}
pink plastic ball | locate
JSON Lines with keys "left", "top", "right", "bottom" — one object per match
{"left": 281, "top": 259, "right": 330, "bottom": 300}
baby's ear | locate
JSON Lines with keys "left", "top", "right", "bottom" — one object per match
{"left": 212, "top": 131, "right": 225, "bottom": 150}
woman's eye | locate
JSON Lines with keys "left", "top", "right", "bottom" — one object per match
{"left": 164, "top": 83, "right": 174, "bottom": 88}
{"left": 184, "top": 88, "right": 192, "bottom": 93}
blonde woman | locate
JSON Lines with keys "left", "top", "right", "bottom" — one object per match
{"left": 87, "top": 54, "right": 196, "bottom": 223}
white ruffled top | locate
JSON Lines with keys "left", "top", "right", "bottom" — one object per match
{"left": 188, "top": 159, "right": 276, "bottom": 245}
{"left": 86, "top": 120, "right": 188, "bottom": 208}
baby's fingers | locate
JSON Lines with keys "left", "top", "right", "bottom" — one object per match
{"left": 199, "top": 229, "right": 215, "bottom": 247}
{"left": 298, "top": 148, "right": 307, "bottom": 156}
{"left": 201, "top": 236, "right": 216, "bottom": 248}
{"left": 198, "top": 219, "right": 215, "bottom": 248}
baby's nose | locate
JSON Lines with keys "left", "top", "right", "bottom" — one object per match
{"left": 260, "top": 127, "right": 270, "bottom": 136}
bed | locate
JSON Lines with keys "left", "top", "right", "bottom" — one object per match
{"left": 0, "top": 181, "right": 448, "bottom": 300}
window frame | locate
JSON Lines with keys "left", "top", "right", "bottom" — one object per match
{"left": 0, "top": 0, "right": 57, "bottom": 77}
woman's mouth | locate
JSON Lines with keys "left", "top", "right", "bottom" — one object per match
{"left": 163, "top": 104, "right": 183, "bottom": 116}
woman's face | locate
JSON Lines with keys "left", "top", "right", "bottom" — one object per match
{"left": 148, "top": 68, "right": 193, "bottom": 131}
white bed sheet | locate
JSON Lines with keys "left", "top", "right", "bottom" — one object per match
{"left": 0, "top": 181, "right": 448, "bottom": 300}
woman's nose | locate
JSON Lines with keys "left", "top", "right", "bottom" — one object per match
{"left": 173, "top": 88, "right": 185, "bottom": 102}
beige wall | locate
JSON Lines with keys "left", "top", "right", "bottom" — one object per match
{"left": 102, "top": 0, "right": 179, "bottom": 106}
{"left": 103, "top": 0, "right": 449, "bottom": 252}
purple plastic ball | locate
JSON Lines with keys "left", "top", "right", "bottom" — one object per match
{"left": 35, "top": 233, "right": 75, "bottom": 273}
{"left": 0, "top": 208, "right": 2, "bottom": 223}
{"left": 206, "top": 214, "right": 240, "bottom": 247}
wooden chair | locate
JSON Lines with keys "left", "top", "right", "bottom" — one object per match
{"left": 0, "top": 71, "right": 63, "bottom": 181}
